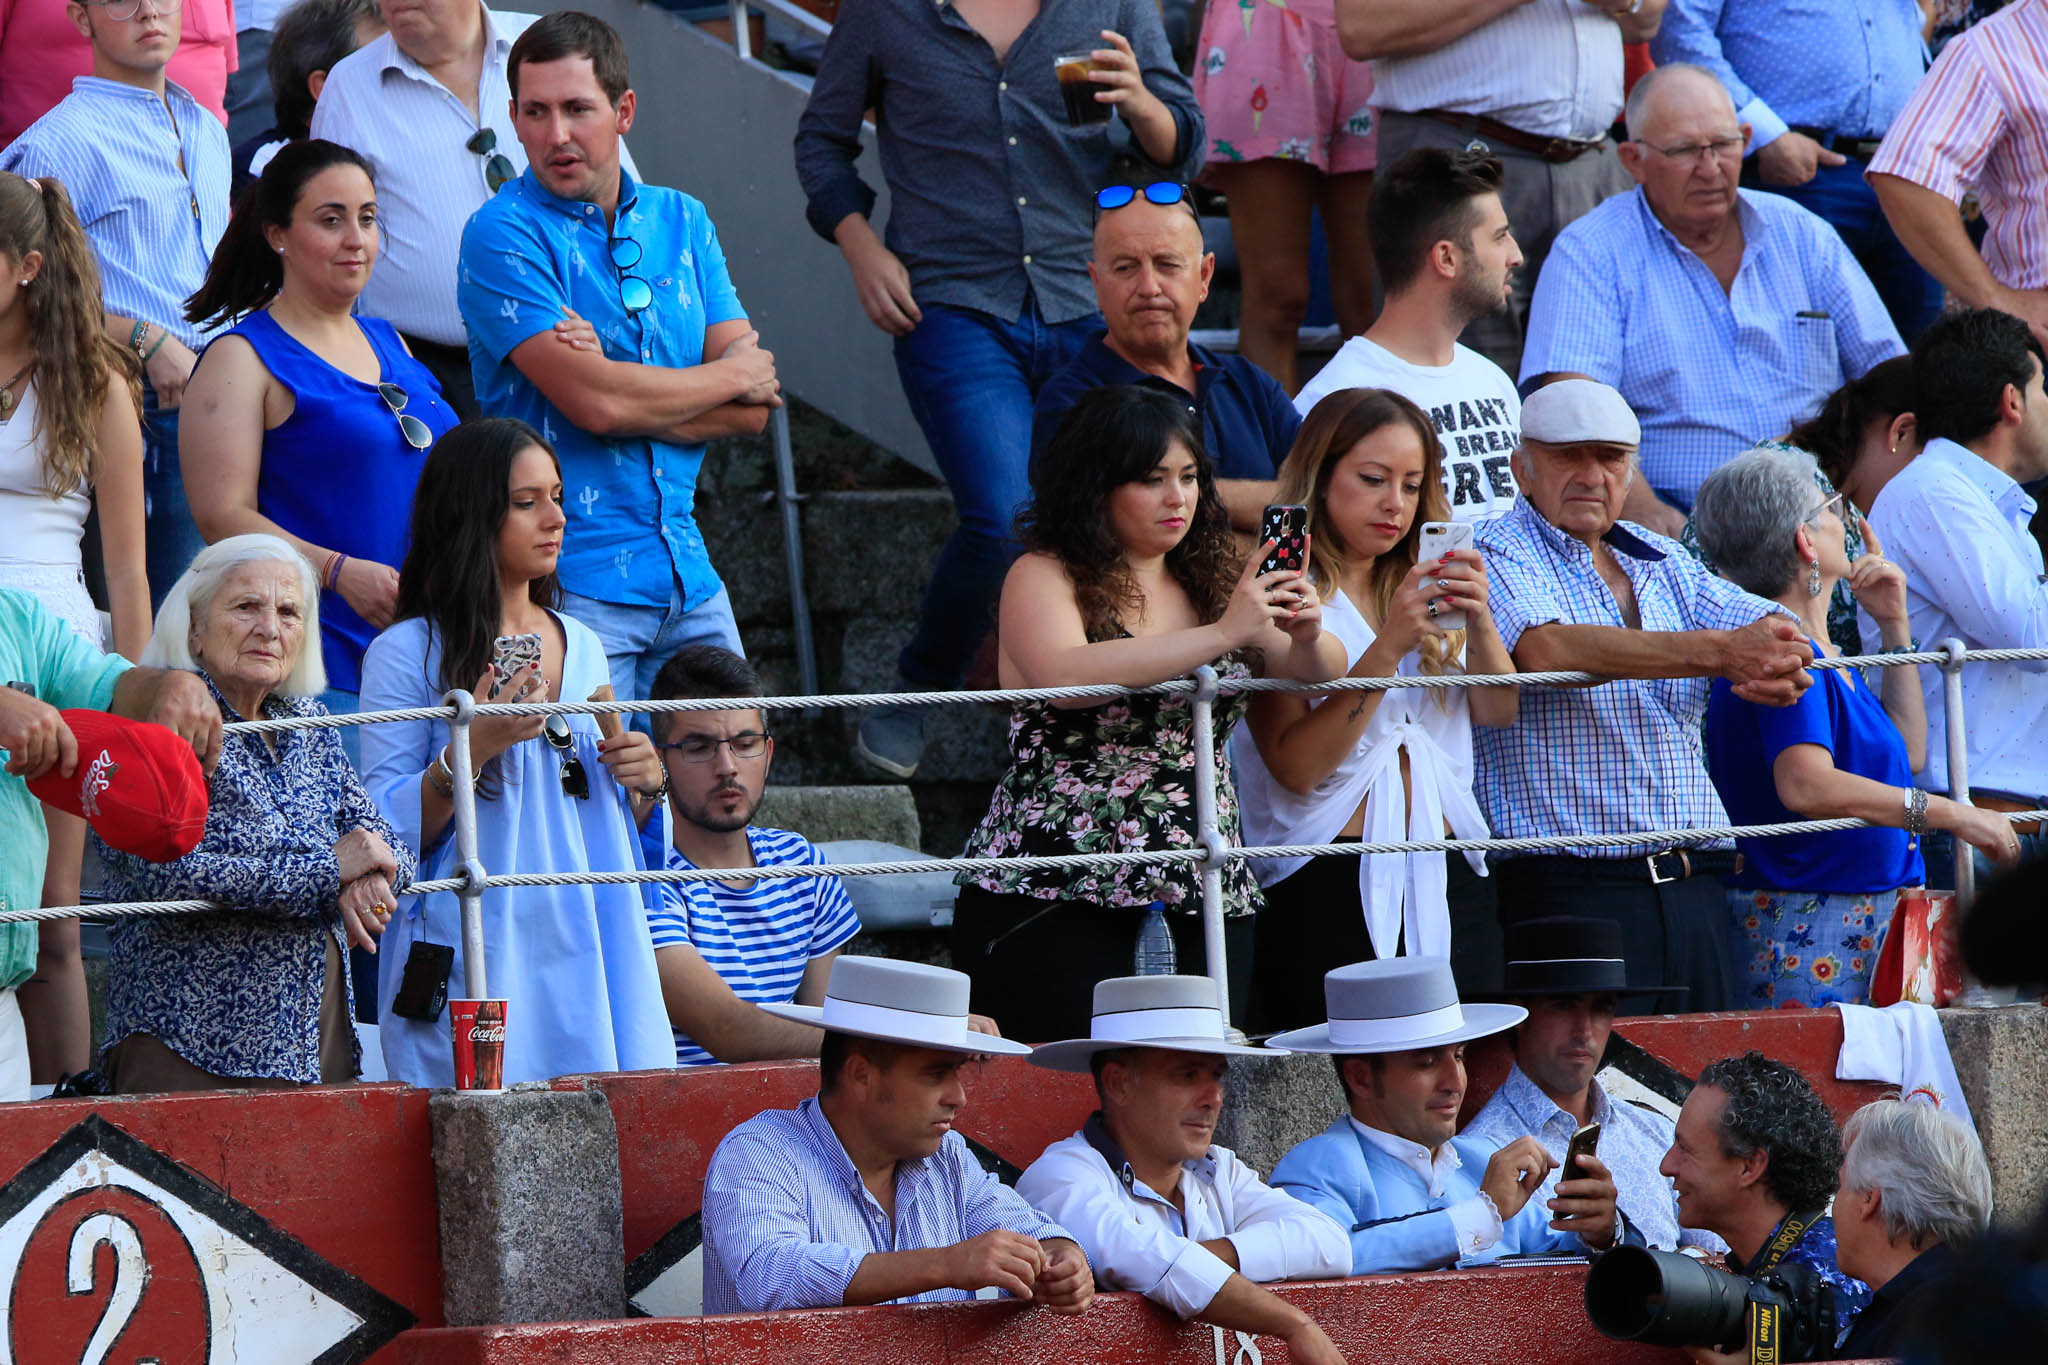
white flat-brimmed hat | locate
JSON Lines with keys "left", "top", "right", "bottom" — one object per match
{"left": 1029, "top": 975, "right": 1279, "bottom": 1072}
{"left": 760, "top": 955, "right": 1032, "bottom": 1056}
{"left": 1264, "top": 957, "right": 1526, "bottom": 1055}
{"left": 1521, "top": 378, "right": 1641, "bottom": 449}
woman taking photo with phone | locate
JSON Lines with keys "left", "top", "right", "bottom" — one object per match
{"left": 358, "top": 418, "right": 674, "bottom": 1086}
{"left": 952, "top": 385, "right": 1342, "bottom": 1043}
{"left": 1233, "top": 388, "right": 1517, "bottom": 1032}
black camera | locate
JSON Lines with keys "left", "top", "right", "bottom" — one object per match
{"left": 1585, "top": 1245, "right": 1839, "bottom": 1361}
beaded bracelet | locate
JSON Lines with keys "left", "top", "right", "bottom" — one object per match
{"left": 1881, "top": 638, "right": 1921, "bottom": 656}
{"left": 1903, "top": 786, "right": 1929, "bottom": 836}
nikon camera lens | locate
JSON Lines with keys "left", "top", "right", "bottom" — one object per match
{"left": 1585, "top": 1245, "right": 1752, "bottom": 1348}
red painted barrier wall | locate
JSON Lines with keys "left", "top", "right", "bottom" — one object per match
{"left": 0, "top": 1084, "right": 440, "bottom": 1363}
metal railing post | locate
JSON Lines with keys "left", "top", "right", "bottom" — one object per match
{"left": 1189, "top": 665, "right": 1240, "bottom": 1040}
{"left": 1940, "top": 639, "right": 1976, "bottom": 911}
{"left": 443, "top": 688, "right": 491, "bottom": 1001}
{"left": 728, "top": 0, "right": 753, "bottom": 60}
{"left": 770, "top": 405, "right": 821, "bottom": 698}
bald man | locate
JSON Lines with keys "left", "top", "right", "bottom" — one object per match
{"left": 1520, "top": 62, "right": 1903, "bottom": 537}
{"left": 1031, "top": 187, "right": 1287, "bottom": 533}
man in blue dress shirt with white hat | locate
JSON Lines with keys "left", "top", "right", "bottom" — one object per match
{"left": 1019, "top": 976, "right": 1350, "bottom": 1365}
{"left": 700, "top": 956, "right": 1093, "bottom": 1315}
{"left": 1270, "top": 957, "right": 1634, "bottom": 1273}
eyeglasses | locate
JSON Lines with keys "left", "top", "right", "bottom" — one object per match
{"left": 1806, "top": 490, "right": 1847, "bottom": 524}
{"left": 85, "top": 0, "right": 180, "bottom": 20}
{"left": 608, "top": 231, "right": 652, "bottom": 315}
{"left": 656, "top": 732, "right": 770, "bottom": 764}
{"left": 1094, "top": 182, "right": 1191, "bottom": 214}
{"left": 465, "top": 128, "right": 516, "bottom": 196}
{"left": 378, "top": 382, "right": 433, "bottom": 450}
{"left": 1636, "top": 135, "right": 1747, "bottom": 165}
{"left": 543, "top": 716, "right": 591, "bottom": 800}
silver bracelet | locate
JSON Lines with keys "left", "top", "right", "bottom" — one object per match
{"left": 1902, "top": 786, "right": 1928, "bottom": 836}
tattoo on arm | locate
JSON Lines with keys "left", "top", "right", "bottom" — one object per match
{"left": 1346, "top": 694, "right": 1369, "bottom": 721}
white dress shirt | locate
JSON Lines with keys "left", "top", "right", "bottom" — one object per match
{"left": 1862, "top": 437, "right": 2048, "bottom": 798}
{"left": 1369, "top": 0, "right": 1625, "bottom": 141}
{"left": 1347, "top": 1117, "right": 1504, "bottom": 1258}
{"left": 1017, "top": 1116, "right": 1351, "bottom": 1319}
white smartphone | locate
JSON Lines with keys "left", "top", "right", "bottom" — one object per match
{"left": 1417, "top": 521, "right": 1475, "bottom": 631}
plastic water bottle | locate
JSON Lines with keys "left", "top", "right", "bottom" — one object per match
{"left": 1134, "top": 902, "right": 1177, "bottom": 976}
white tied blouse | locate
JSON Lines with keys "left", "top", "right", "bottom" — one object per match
{"left": 1230, "top": 588, "right": 1491, "bottom": 960}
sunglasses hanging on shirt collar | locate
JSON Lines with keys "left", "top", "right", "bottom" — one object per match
{"left": 466, "top": 128, "right": 516, "bottom": 196}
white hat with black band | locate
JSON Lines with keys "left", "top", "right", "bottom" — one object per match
{"left": 1265, "top": 957, "right": 1526, "bottom": 1055}
{"left": 760, "top": 955, "right": 1031, "bottom": 1056}
{"left": 1029, "top": 975, "right": 1279, "bottom": 1072}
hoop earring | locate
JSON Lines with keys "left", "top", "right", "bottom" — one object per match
{"left": 1807, "top": 558, "right": 1823, "bottom": 598}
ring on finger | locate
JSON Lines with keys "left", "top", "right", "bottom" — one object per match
{"left": 1427, "top": 601, "right": 1440, "bottom": 619}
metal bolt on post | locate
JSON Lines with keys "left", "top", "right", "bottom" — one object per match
{"left": 1188, "top": 665, "right": 1244, "bottom": 1042}
{"left": 443, "top": 688, "right": 491, "bottom": 1002}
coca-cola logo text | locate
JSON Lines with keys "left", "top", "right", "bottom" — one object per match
{"left": 466, "top": 1023, "right": 506, "bottom": 1044}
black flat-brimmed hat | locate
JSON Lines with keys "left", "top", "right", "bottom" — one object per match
{"left": 1499, "top": 917, "right": 1689, "bottom": 1000}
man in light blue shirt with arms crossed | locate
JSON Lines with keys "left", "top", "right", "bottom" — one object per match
{"left": 458, "top": 10, "right": 779, "bottom": 703}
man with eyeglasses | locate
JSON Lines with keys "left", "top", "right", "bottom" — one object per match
{"left": 2, "top": 0, "right": 231, "bottom": 612}
{"left": 1519, "top": 63, "right": 1903, "bottom": 540}
{"left": 1030, "top": 181, "right": 1286, "bottom": 535}
{"left": 459, "top": 11, "right": 773, "bottom": 705}
{"left": 309, "top": 0, "right": 636, "bottom": 418}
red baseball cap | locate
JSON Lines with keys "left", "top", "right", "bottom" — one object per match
{"left": 27, "top": 710, "right": 209, "bottom": 862}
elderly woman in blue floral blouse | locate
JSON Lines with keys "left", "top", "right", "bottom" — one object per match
{"left": 95, "top": 533, "right": 414, "bottom": 1092}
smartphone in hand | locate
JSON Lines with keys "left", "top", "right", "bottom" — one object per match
{"left": 1417, "top": 520, "right": 1476, "bottom": 630}
{"left": 488, "top": 632, "right": 543, "bottom": 696}
{"left": 1259, "top": 504, "right": 1309, "bottom": 575}
{"left": 1563, "top": 1121, "right": 1602, "bottom": 1187}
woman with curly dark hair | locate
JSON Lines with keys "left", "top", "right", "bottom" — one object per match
{"left": 952, "top": 385, "right": 1342, "bottom": 1042}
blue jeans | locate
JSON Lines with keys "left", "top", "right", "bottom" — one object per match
{"left": 560, "top": 580, "right": 742, "bottom": 706}
{"left": 891, "top": 300, "right": 1099, "bottom": 688}
{"left": 1746, "top": 156, "right": 1944, "bottom": 343}
{"left": 141, "top": 391, "right": 206, "bottom": 613}
{"left": 1920, "top": 825, "right": 2048, "bottom": 893}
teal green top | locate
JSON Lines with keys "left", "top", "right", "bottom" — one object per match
{"left": 0, "top": 588, "right": 130, "bottom": 988}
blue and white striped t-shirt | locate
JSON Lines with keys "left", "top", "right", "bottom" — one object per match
{"left": 645, "top": 825, "right": 862, "bottom": 1066}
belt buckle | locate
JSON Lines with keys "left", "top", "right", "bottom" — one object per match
{"left": 1648, "top": 850, "right": 1689, "bottom": 885}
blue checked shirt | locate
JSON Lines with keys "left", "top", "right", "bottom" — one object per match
{"left": 1, "top": 78, "right": 229, "bottom": 350}
{"left": 701, "top": 1096, "right": 1074, "bottom": 1314}
{"left": 1463, "top": 1064, "right": 1725, "bottom": 1256}
{"left": 458, "top": 169, "right": 746, "bottom": 611}
{"left": 1521, "top": 188, "right": 1903, "bottom": 510}
{"left": 1652, "top": 0, "right": 1929, "bottom": 147}
{"left": 1474, "top": 497, "right": 1782, "bottom": 856}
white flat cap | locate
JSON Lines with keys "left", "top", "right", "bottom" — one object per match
{"left": 1520, "top": 379, "right": 1641, "bottom": 448}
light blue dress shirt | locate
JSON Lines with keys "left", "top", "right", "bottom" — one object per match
{"left": 1, "top": 78, "right": 229, "bottom": 350}
{"left": 1463, "top": 1063, "right": 1725, "bottom": 1255}
{"left": 1522, "top": 187, "right": 1903, "bottom": 510}
{"left": 1862, "top": 437, "right": 2048, "bottom": 798}
{"left": 1652, "top": 0, "right": 1929, "bottom": 146}
{"left": 1473, "top": 497, "right": 1782, "bottom": 854}
{"left": 458, "top": 169, "right": 747, "bottom": 611}
{"left": 701, "top": 1096, "right": 1073, "bottom": 1314}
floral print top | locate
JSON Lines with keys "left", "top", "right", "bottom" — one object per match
{"left": 96, "top": 675, "right": 416, "bottom": 1083}
{"left": 959, "top": 652, "right": 1262, "bottom": 916}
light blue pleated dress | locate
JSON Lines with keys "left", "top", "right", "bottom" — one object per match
{"left": 359, "top": 611, "right": 674, "bottom": 1086}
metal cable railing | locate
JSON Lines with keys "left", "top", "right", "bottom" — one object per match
{"left": 8, "top": 643, "right": 2041, "bottom": 1028}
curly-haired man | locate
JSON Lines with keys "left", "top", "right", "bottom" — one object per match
{"left": 1660, "top": 1052, "right": 1872, "bottom": 1360}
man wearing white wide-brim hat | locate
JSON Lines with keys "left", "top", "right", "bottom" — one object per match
{"left": 1016, "top": 977, "right": 1350, "bottom": 1365}
{"left": 1269, "top": 958, "right": 1635, "bottom": 1273}
{"left": 701, "top": 957, "right": 1093, "bottom": 1316}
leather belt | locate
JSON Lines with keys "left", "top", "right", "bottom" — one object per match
{"left": 1787, "top": 126, "right": 1886, "bottom": 162}
{"left": 1514, "top": 850, "right": 1742, "bottom": 884}
{"left": 1971, "top": 791, "right": 2048, "bottom": 838}
{"left": 1416, "top": 109, "right": 1605, "bottom": 164}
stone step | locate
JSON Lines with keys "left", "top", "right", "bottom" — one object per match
{"left": 753, "top": 784, "right": 921, "bottom": 849}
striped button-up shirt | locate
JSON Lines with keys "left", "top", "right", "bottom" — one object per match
{"left": 1473, "top": 497, "right": 1780, "bottom": 856}
{"left": 1369, "top": 0, "right": 1625, "bottom": 141}
{"left": 0, "top": 78, "right": 228, "bottom": 350}
{"left": 1522, "top": 188, "right": 1903, "bottom": 510}
{"left": 1868, "top": 0, "right": 2048, "bottom": 291}
{"left": 701, "top": 1096, "right": 1073, "bottom": 1315}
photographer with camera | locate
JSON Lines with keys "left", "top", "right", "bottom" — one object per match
{"left": 1634, "top": 1053, "right": 1871, "bottom": 1362}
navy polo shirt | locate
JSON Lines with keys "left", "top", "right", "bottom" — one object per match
{"left": 1031, "top": 334, "right": 1298, "bottom": 480}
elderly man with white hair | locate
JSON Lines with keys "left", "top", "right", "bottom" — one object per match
{"left": 95, "top": 533, "right": 411, "bottom": 1093}
{"left": 1520, "top": 62, "right": 1903, "bottom": 538}
{"left": 1833, "top": 1098, "right": 1994, "bottom": 1359}
{"left": 1473, "top": 380, "right": 1816, "bottom": 1013}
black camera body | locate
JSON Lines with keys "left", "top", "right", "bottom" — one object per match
{"left": 1585, "top": 1245, "right": 1840, "bottom": 1361}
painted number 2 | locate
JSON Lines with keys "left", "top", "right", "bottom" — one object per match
{"left": 65, "top": 1212, "right": 156, "bottom": 1365}
{"left": 1210, "top": 1326, "right": 1262, "bottom": 1365}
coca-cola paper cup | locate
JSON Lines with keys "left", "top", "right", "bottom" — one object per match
{"left": 450, "top": 999, "right": 507, "bottom": 1091}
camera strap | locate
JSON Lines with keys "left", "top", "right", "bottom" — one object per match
{"left": 1747, "top": 1208, "right": 1824, "bottom": 1365}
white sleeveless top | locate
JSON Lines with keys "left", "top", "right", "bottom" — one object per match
{"left": 1229, "top": 587, "right": 1492, "bottom": 961}
{"left": 0, "top": 384, "right": 90, "bottom": 567}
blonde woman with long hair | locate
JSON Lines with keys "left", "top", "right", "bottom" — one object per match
{"left": 0, "top": 171, "right": 148, "bottom": 1082}
{"left": 1233, "top": 388, "right": 1517, "bottom": 1032}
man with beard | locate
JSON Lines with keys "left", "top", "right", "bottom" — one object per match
{"left": 639, "top": 645, "right": 865, "bottom": 1065}
{"left": 1292, "top": 147, "right": 1526, "bottom": 523}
